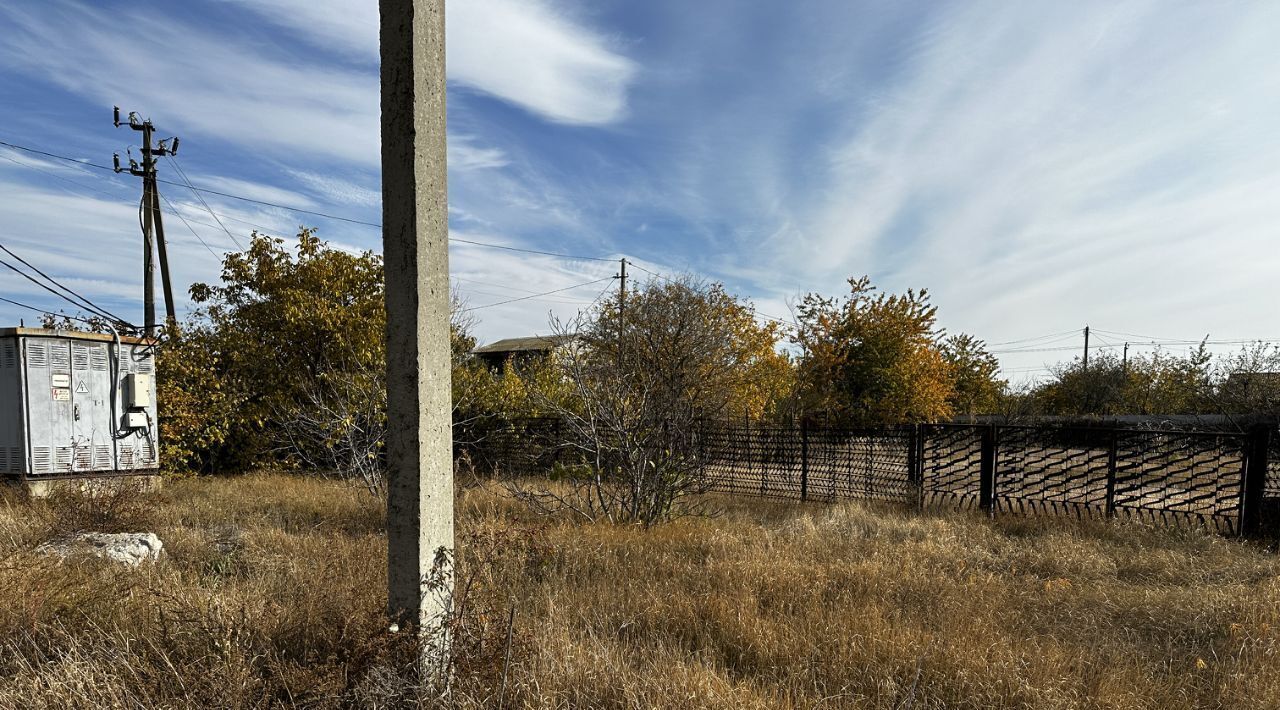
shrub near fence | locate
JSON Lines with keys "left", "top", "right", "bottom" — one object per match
{"left": 472, "top": 418, "right": 1277, "bottom": 536}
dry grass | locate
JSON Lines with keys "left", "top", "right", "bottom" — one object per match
{"left": 1, "top": 473, "right": 1278, "bottom": 708}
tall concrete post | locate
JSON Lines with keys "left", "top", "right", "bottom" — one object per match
{"left": 379, "top": 0, "right": 453, "bottom": 632}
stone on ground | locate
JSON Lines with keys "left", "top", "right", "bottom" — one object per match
{"left": 39, "top": 532, "right": 164, "bottom": 566}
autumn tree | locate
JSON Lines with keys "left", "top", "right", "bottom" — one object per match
{"left": 1031, "top": 344, "right": 1214, "bottom": 416}
{"left": 160, "top": 229, "right": 491, "bottom": 485}
{"left": 1034, "top": 353, "right": 1128, "bottom": 416}
{"left": 942, "top": 334, "right": 1005, "bottom": 419}
{"left": 791, "top": 276, "right": 953, "bottom": 425}
{"left": 1212, "top": 342, "right": 1280, "bottom": 415}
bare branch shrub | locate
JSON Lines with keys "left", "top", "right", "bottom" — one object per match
{"left": 276, "top": 365, "right": 388, "bottom": 495}
{"left": 511, "top": 276, "right": 782, "bottom": 526}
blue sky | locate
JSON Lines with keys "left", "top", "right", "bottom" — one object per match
{"left": 2, "top": 0, "right": 1279, "bottom": 381}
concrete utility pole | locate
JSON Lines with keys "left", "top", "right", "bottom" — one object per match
{"left": 379, "top": 0, "right": 453, "bottom": 635}
{"left": 114, "top": 107, "right": 178, "bottom": 337}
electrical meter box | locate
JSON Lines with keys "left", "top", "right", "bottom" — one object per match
{"left": 0, "top": 328, "right": 158, "bottom": 478}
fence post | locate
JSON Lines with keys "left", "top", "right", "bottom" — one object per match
{"left": 1240, "top": 425, "right": 1271, "bottom": 537}
{"left": 800, "top": 419, "right": 810, "bottom": 502}
{"left": 979, "top": 425, "right": 997, "bottom": 516}
{"left": 912, "top": 424, "right": 926, "bottom": 510}
{"left": 1104, "top": 429, "right": 1119, "bottom": 519}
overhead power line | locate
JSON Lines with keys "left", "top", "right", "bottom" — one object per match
{"left": 987, "top": 328, "right": 1082, "bottom": 347}
{"left": 462, "top": 277, "right": 614, "bottom": 312}
{"left": 991, "top": 339, "right": 1280, "bottom": 355}
{"left": 0, "top": 243, "right": 130, "bottom": 325}
{"left": 625, "top": 261, "right": 796, "bottom": 328}
{"left": 167, "top": 155, "right": 244, "bottom": 249}
{"left": 157, "top": 191, "right": 222, "bottom": 259}
{"left": 0, "top": 294, "right": 108, "bottom": 327}
{"left": 448, "top": 236, "right": 616, "bottom": 262}
{"left": 1, "top": 138, "right": 624, "bottom": 263}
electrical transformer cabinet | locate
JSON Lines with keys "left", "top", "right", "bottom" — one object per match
{"left": 0, "top": 328, "right": 158, "bottom": 478}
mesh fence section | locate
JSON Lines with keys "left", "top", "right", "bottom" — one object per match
{"left": 803, "top": 427, "right": 914, "bottom": 502}
{"left": 1113, "top": 430, "right": 1246, "bottom": 533}
{"left": 920, "top": 425, "right": 983, "bottom": 509}
{"left": 995, "top": 426, "right": 1112, "bottom": 519}
{"left": 472, "top": 418, "right": 1266, "bottom": 535}
{"left": 699, "top": 423, "right": 804, "bottom": 499}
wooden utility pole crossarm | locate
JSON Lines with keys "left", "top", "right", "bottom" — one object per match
{"left": 379, "top": 0, "right": 454, "bottom": 637}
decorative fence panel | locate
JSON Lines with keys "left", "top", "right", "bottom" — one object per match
{"left": 473, "top": 418, "right": 1278, "bottom": 536}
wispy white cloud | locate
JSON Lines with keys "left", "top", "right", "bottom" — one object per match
{"left": 449, "top": 135, "right": 509, "bottom": 171}
{"left": 286, "top": 170, "right": 381, "bottom": 208}
{"left": 744, "top": 0, "right": 1280, "bottom": 374}
{"left": 0, "top": 2, "right": 381, "bottom": 167}
{"left": 448, "top": 0, "right": 637, "bottom": 125}
{"left": 219, "top": 0, "right": 637, "bottom": 126}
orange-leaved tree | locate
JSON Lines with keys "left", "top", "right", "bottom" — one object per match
{"left": 791, "top": 276, "right": 953, "bottom": 425}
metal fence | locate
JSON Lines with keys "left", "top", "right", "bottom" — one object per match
{"left": 469, "top": 418, "right": 1277, "bottom": 536}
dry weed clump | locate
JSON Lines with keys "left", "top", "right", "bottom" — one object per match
{"left": 0, "top": 474, "right": 1278, "bottom": 708}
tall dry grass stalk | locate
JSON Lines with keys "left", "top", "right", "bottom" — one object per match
{"left": 1, "top": 474, "right": 1277, "bottom": 708}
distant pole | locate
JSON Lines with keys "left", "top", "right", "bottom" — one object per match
{"left": 1083, "top": 325, "right": 1090, "bottom": 371}
{"left": 114, "top": 107, "right": 179, "bottom": 336}
{"left": 380, "top": 0, "right": 453, "bottom": 646}
{"left": 619, "top": 257, "right": 628, "bottom": 312}
{"left": 1122, "top": 342, "right": 1129, "bottom": 376}
{"left": 617, "top": 257, "right": 627, "bottom": 365}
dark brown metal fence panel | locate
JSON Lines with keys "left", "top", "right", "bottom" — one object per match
{"left": 920, "top": 424, "right": 983, "bottom": 509}
{"left": 474, "top": 417, "right": 1262, "bottom": 535}
{"left": 1112, "top": 430, "right": 1246, "bottom": 534}
{"left": 803, "top": 427, "right": 914, "bottom": 503}
{"left": 994, "top": 426, "right": 1112, "bottom": 519}
{"left": 700, "top": 423, "right": 804, "bottom": 499}
{"left": 1266, "top": 430, "right": 1280, "bottom": 499}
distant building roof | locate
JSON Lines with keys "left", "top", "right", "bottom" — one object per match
{"left": 471, "top": 334, "right": 575, "bottom": 356}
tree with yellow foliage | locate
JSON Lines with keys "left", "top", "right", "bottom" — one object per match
{"left": 791, "top": 276, "right": 954, "bottom": 425}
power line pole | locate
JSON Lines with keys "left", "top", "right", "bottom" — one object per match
{"left": 1122, "top": 342, "right": 1129, "bottom": 376}
{"left": 1083, "top": 325, "right": 1090, "bottom": 371}
{"left": 114, "top": 106, "right": 179, "bottom": 337}
{"left": 618, "top": 257, "right": 627, "bottom": 313}
{"left": 616, "top": 257, "right": 627, "bottom": 368}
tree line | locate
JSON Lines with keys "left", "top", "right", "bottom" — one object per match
{"left": 151, "top": 230, "right": 1277, "bottom": 518}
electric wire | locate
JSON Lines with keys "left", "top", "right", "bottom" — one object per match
{"left": 0, "top": 243, "right": 128, "bottom": 324}
{"left": 0, "top": 294, "right": 107, "bottom": 327}
{"left": 462, "top": 277, "right": 614, "bottom": 312}
{"left": 625, "top": 261, "right": 797, "bottom": 328}
{"left": 0, "top": 244, "right": 133, "bottom": 327}
{"left": 158, "top": 191, "right": 222, "bottom": 260}
{"left": 987, "top": 329, "right": 1083, "bottom": 347}
{"left": 447, "top": 237, "right": 616, "bottom": 262}
{"left": 167, "top": 156, "right": 244, "bottom": 249}
{"left": 1091, "top": 327, "right": 1180, "bottom": 342}
{"left": 12, "top": 138, "right": 1280, "bottom": 344}
{"left": 0, "top": 257, "right": 133, "bottom": 329}
{"left": 3, "top": 138, "right": 627, "bottom": 262}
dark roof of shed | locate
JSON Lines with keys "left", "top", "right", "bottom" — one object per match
{"left": 471, "top": 334, "right": 575, "bottom": 355}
